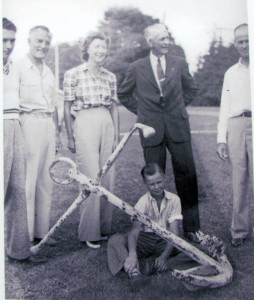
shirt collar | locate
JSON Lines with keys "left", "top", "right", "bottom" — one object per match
{"left": 148, "top": 190, "right": 169, "bottom": 201}
{"left": 150, "top": 52, "right": 166, "bottom": 64}
{"left": 148, "top": 191, "right": 169, "bottom": 216}
{"left": 3, "top": 58, "right": 12, "bottom": 75}
{"left": 82, "top": 62, "right": 107, "bottom": 74}
{"left": 238, "top": 57, "right": 249, "bottom": 69}
{"left": 4, "top": 58, "right": 12, "bottom": 66}
{"left": 24, "top": 54, "right": 48, "bottom": 73}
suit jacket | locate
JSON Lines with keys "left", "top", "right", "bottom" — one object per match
{"left": 118, "top": 54, "right": 197, "bottom": 146}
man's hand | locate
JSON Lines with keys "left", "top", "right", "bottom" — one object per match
{"left": 217, "top": 143, "right": 229, "bottom": 161}
{"left": 56, "top": 134, "right": 62, "bottom": 153}
{"left": 154, "top": 254, "right": 168, "bottom": 272}
{"left": 67, "top": 137, "right": 76, "bottom": 153}
{"left": 124, "top": 253, "right": 138, "bottom": 274}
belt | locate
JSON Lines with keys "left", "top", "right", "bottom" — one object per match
{"left": 239, "top": 111, "right": 252, "bottom": 118}
{"left": 80, "top": 104, "right": 109, "bottom": 110}
{"left": 20, "top": 111, "right": 54, "bottom": 118}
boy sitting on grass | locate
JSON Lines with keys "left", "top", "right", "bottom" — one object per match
{"left": 107, "top": 163, "right": 183, "bottom": 286}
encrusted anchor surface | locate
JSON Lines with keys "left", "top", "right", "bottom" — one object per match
{"left": 50, "top": 157, "right": 233, "bottom": 290}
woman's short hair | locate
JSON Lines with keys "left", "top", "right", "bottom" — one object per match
{"left": 81, "top": 32, "right": 110, "bottom": 61}
{"left": 141, "top": 163, "right": 165, "bottom": 182}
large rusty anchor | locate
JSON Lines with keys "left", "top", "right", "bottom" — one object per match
{"left": 30, "top": 123, "right": 233, "bottom": 290}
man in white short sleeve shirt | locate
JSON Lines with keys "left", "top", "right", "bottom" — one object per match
{"left": 217, "top": 24, "right": 252, "bottom": 247}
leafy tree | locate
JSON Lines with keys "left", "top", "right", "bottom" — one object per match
{"left": 193, "top": 38, "right": 239, "bottom": 106}
{"left": 45, "top": 43, "right": 82, "bottom": 89}
{"left": 45, "top": 7, "right": 186, "bottom": 88}
{"left": 99, "top": 7, "right": 185, "bottom": 84}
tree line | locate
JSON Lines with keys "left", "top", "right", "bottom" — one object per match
{"left": 45, "top": 7, "right": 240, "bottom": 106}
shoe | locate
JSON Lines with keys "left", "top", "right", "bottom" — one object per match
{"left": 129, "top": 274, "right": 148, "bottom": 292}
{"left": 26, "top": 255, "right": 47, "bottom": 264}
{"left": 144, "top": 260, "right": 157, "bottom": 276}
{"left": 86, "top": 241, "right": 100, "bottom": 249}
{"left": 231, "top": 238, "right": 245, "bottom": 247}
{"left": 8, "top": 255, "right": 47, "bottom": 264}
{"left": 34, "top": 237, "right": 58, "bottom": 247}
{"left": 184, "top": 230, "right": 204, "bottom": 243}
{"left": 45, "top": 237, "right": 58, "bottom": 246}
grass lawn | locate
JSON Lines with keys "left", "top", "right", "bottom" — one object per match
{"left": 4, "top": 106, "right": 254, "bottom": 300}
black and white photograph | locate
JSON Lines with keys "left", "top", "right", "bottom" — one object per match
{"left": 1, "top": 0, "right": 254, "bottom": 299}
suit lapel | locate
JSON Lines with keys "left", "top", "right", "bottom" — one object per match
{"left": 140, "top": 56, "right": 159, "bottom": 90}
{"left": 164, "top": 55, "right": 176, "bottom": 84}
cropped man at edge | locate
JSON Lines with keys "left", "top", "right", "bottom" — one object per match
{"left": 217, "top": 24, "right": 252, "bottom": 247}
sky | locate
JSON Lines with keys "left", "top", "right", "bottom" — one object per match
{"left": 2, "top": 0, "right": 249, "bottom": 72}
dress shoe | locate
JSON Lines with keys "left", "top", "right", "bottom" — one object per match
{"left": 86, "top": 241, "right": 100, "bottom": 249}
{"left": 184, "top": 230, "right": 204, "bottom": 243}
{"left": 231, "top": 238, "right": 245, "bottom": 247}
{"left": 34, "top": 237, "right": 58, "bottom": 247}
{"left": 8, "top": 255, "right": 47, "bottom": 264}
{"left": 144, "top": 259, "right": 157, "bottom": 276}
{"left": 129, "top": 274, "right": 148, "bottom": 292}
{"left": 45, "top": 237, "right": 58, "bottom": 246}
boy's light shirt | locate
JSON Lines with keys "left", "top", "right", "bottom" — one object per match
{"left": 134, "top": 190, "right": 183, "bottom": 232}
{"left": 217, "top": 58, "right": 251, "bottom": 144}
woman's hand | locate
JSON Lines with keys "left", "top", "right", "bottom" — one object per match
{"left": 55, "top": 133, "right": 62, "bottom": 153}
{"left": 68, "top": 137, "right": 76, "bottom": 153}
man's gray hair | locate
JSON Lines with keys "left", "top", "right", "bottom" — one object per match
{"left": 234, "top": 23, "right": 248, "bottom": 35}
{"left": 144, "top": 23, "right": 168, "bottom": 43}
{"left": 29, "top": 25, "right": 52, "bottom": 38}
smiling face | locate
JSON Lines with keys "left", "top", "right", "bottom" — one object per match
{"left": 148, "top": 27, "right": 170, "bottom": 57}
{"left": 3, "top": 29, "right": 16, "bottom": 64}
{"left": 144, "top": 171, "right": 166, "bottom": 199}
{"left": 28, "top": 28, "right": 52, "bottom": 61}
{"left": 234, "top": 26, "right": 249, "bottom": 60}
{"left": 87, "top": 38, "right": 107, "bottom": 64}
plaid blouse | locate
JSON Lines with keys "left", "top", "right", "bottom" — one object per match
{"left": 63, "top": 63, "right": 117, "bottom": 110}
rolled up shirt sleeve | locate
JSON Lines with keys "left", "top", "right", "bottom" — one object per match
{"left": 63, "top": 69, "right": 77, "bottom": 101}
{"left": 168, "top": 196, "right": 183, "bottom": 224}
{"left": 109, "top": 73, "right": 118, "bottom": 103}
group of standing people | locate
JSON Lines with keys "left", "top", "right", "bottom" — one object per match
{"left": 3, "top": 18, "right": 60, "bottom": 263}
{"left": 3, "top": 16, "right": 252, "bottom": 285}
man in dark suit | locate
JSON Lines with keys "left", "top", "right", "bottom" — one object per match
{"left": 118, "top": 23, "right": 202, "bottom": 242}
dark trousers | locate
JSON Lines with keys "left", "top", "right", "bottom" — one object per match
{"left": 107, "top": 232, "right": 168, "bottom": 275}
{"left": 143, "top": 127, "right": 200, "bottom": 232}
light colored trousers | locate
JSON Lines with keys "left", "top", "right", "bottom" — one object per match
{"left": 4, "top": 119, "right": 31, "bottom": 259}
{"left": 20, "top": 114, "right": 56, "bottom": 241}
{"left": 74, "top": 107, "right": 114, "bottom": 242}
{"left": 228, "top": 117, "right": 253, "bottom": 239}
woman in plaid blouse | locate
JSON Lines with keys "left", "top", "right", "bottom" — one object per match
{"left": 64, "top": 32, "right": 119, "bottom": 249}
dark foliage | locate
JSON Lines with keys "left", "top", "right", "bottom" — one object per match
{"left": 192, "top": 39, "right": 239, "bottom": 106}
{"left": 45, "top": 7, "right": 185, "bottom": 88}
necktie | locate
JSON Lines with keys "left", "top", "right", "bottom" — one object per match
{"left": 3, "top": 63, "right": 9, "bottom": 75}
{"left": 157, "top": 57, "right": 165, "bottom": 95}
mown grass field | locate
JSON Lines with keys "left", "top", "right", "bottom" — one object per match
{"left": 5, "top": 106, "right": 254, "bottom": 300}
